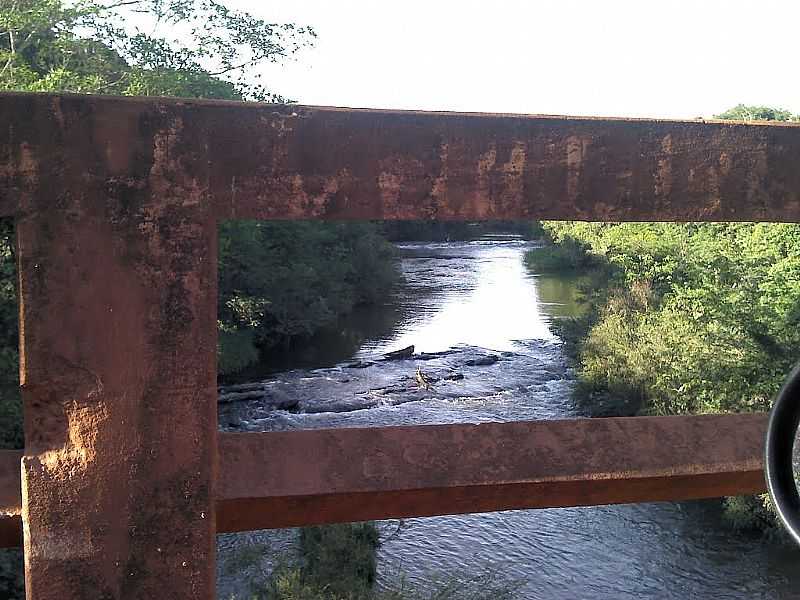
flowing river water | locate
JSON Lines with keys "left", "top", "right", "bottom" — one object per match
{"left": 218, "top": 237, "right": 800, "bottom": 599}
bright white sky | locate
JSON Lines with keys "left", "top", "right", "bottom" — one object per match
{"left": 228, "top": 0, "right": 799, "bottom": 119}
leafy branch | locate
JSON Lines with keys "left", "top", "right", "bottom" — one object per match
{"left": 0, "top": 0, "right": 315, "bottom": 100}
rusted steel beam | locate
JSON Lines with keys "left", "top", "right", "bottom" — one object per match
{"left": 215, "top": 413, "right": 767, "bottom": 532}
{"left": 2, "top": 92, "right": 800, "bottom": 222}
{"left": 0, "top": 414, "right": 768, "bottom": 548}
{"left": 12, "top": 108, "right": 219, "bottom": 597}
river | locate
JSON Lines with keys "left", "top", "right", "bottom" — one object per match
{"left": 217, "top": 236, "right": 800, "bottom": 599}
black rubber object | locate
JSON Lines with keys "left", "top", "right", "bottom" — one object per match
{"left": 765, "top": 363, "right": 800, "bottom": 546}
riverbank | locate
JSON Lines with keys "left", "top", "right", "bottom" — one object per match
{"left": 526, "top": 222, "right": 800, "bottom": 533}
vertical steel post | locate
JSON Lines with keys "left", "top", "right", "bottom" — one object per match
{"left": 13, "top": 96, "right": 218, "bottom": 599}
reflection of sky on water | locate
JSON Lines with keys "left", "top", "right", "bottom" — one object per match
{"left": 368, "top": 244, "right": 553, "bottom": 354}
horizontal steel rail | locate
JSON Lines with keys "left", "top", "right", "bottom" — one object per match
{"left": 3, "top": 93, "right": 800, "bottom": 222}
{"left": 0, "top": 413, "right": 767, "bottom": 548}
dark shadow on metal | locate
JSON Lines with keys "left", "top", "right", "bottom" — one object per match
{"left": 765, "top": 363, "right": 800, "bottom": 546}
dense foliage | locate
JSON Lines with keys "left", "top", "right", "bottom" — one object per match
{"left": 714, "top": 104, "right": 797, "bottom": 122}
{"left": 0, "top": 0, "right": 315, "bottom": 100}
{"left": 527, "top": 106, "right": 800, "bottom": 532}
{"left": 0, "top": 213, "right": 23, "bottom": 600}
{"left": 0, "top": 219, "right": 21, "bottom": 449}
{"left": 218, "top": 221, "right": 398, "bottom": 374}
{"left": 533, "top": 221, "right": 800, "bottom": 530}
{"left": 535, "top": 222, "right": 800, "bottom": 416}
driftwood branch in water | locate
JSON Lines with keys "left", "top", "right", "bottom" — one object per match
{"left": 383, "top": 345, "right": 414, "bottom": 361}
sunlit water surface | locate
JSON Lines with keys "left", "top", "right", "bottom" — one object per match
{"left": 218, "top": 237, "right": 800, "bottom": 599}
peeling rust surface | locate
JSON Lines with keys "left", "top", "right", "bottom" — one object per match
{"left": 2, "top": 93, "right": 800, "bottom": 222}
{"left": 216, "top": 413, "right": 767, "bottom": 532}
{"left": 7, "top": 94, "right": 218, "bottom": 598}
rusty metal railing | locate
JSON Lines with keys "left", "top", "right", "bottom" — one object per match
{"left": 1, "top": 92, "right": 798, "bottom": 599}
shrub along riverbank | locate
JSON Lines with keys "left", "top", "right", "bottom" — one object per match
{"left": 527, "top": 220, "right": 800, "bottom": 532}
{"left": 218, "top": 221, "right": 399, "bottom": 376}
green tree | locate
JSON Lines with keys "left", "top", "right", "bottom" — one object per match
{"left": 0, "top": 220, "right": 21, "bottom": 449}
{"left": 217, "top": 221, "right": 398, "bottom": 375}
{"left": 714, "top": 104, "right": 796, "bottom": 122}
{"left": 0, "top": 0, "right": 315, "bottom": 100}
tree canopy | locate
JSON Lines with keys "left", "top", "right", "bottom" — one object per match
{"left": 714, "top": 104, "right": 796, "bottom": 122}
{"left": 0, "top": 0, "right": 315, "bottom": 99}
